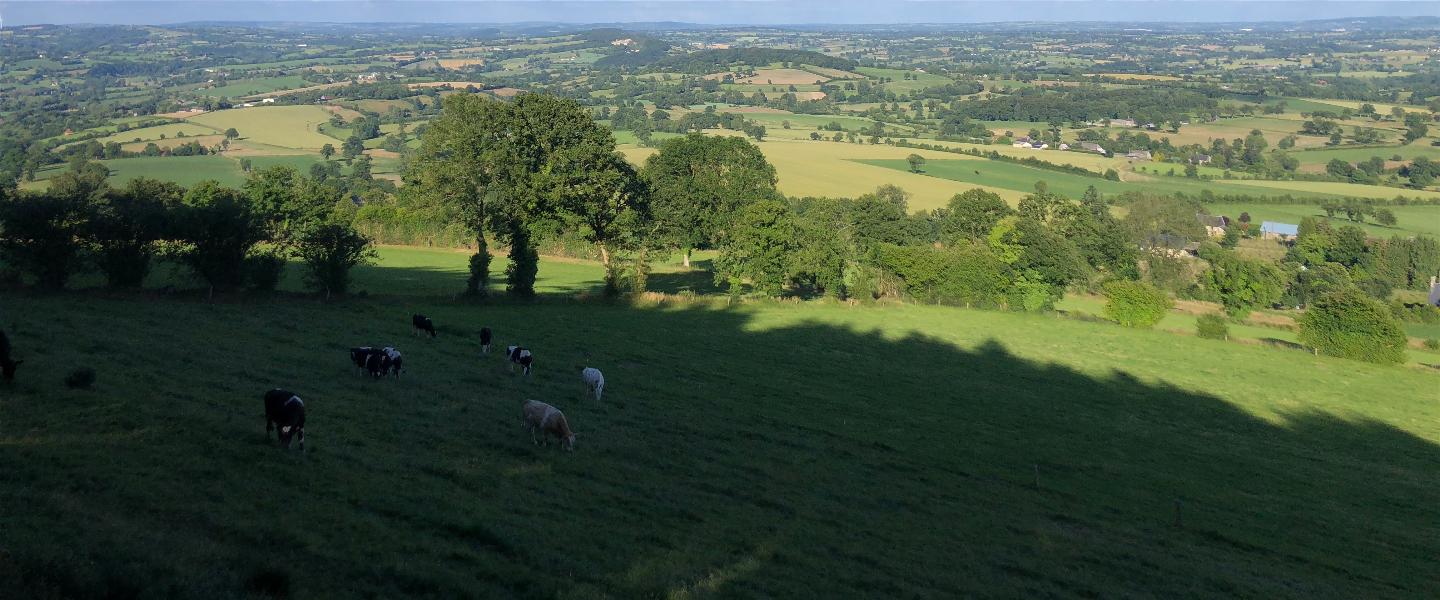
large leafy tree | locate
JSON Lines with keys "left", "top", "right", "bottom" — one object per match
{"left": 938, "top": 188, "right": 1012, "bottom": 243}
{"left": 411, "top": 93, "right": 618, "bottom": 297}
{"left": 408, "top": 93, "right": 512, "bottom": 296}
{"left": 642, "top": 134, "right": 780, "bottom": 267}
{"left": 175, "top": 181, "right": 268, "bottom": 298}
{"left": 0, "top": 161, "right": 108, "bottom": 290}
{"left": 562, "top": 153, "right": 651, "bottom": 296}
{"left": 714, "top": 199, "right": 797, "bottom": 296}
{"left": 1197, "top": 246, "right": 1286, "bottom": 316}
{"left": 89, "top": 178, "right": 181, "bottom": 288}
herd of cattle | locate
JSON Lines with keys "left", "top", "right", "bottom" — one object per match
{"left": 262, "top": 314, "right": 601, "bottom": 452}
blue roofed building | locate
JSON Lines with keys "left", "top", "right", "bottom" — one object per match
{"left": 1260, "top": 221, "right": 1299, "bottom": 241}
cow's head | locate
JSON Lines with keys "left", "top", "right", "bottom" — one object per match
{"left": 1, "top": 359, "right": 20, "bottom": 382}
{"left": 277, "top": 425, "right": 297, "bottom": 448}
{"left": 564, "top": 433, "right": 576, "bottom": 451}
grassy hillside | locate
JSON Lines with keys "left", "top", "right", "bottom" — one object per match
{"left": 1, "top": 248, "right": 1437, "bottom": 598}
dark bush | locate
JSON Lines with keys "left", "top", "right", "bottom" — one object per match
{"left": 1196, "top": 313, "right": 1230, "bottom": 340}
{"left": 245, "top": 250, "right": 287, "bottom": 292}
{"left": 294, "top": 222, "right": 375, "bottom": 299}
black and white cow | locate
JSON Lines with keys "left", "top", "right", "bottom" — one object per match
{"left": 383, "top": 346, "right": 403, "bottom": 378}
{"left": 0, "top": 329, "right": 21, "bottom": 382}
{"left": 412, "top": 314, "right": 436, "bottom": 338}
{"left": 365, "top": 350, "right": 392, "bottom": 379}
{"left": 506, "top": 345, "right": 534, "bottom": 376}
{"left": 479, "top": 327, "right": 493, "bottom": 355}
{"left": 350, "top": 346, "right": 381, "bottom": 373}
{"left": 263, "top": 388, "right": 306, "bottom": 450}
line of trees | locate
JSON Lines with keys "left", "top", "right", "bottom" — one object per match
{"left": 0, "top": 162, "right": 374, "bottom": 299}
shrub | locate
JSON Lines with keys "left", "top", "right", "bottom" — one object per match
{"left": 1102, "top": 280, "right": 1173, "bottom": 328}
{"left": 1424, "top": 338, "right": 1440, "bottom": 351}
{"left": 294, "top": 222, "right": 375, "bottom": 299}
{"left": 64, "top": 367, "right": 96, "bottom": 390}
{"left": 1299, "top": 288, "right": 1407, "bottom": 365}
{"left": 1196, "top": 313, "right": 1230, "bottom": 340}
{"left": 244, "top": 250, "right": 287, "bottom": 292}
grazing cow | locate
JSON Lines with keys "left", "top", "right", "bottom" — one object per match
{"left": 581, "top": 367, "right": 605, "bottom": 401}
{"left": 506, "top": 345, "right": 533, "bottom": 375}
{"left": 350, "top": 346, "right": 381, "bottom": 373}
{"left": 412, "top": 314, "right": 436, "bottom": 338}
{"left": 0, "top": 329, "right": 20, "bottom": 382}
{"left": 263, "top": 389, "right": 306, "bottom": 450}
{"left": 365, "top": 350, "right": 392, "bottom": 379}
{"left": 479, "top": 327, "right": 493, "bottom": 354}
{"left": 522, "top": 399, "right": 575, "bottom": 451}
{"left": 383, "top": 346, "right": 403, "bottom": 378}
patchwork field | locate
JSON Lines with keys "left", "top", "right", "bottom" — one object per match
{"left": 3, "top": 246, "right": 1437, "bottom": 598}
{"left": 186, "top": 106, "right": 340, "bottom": 150}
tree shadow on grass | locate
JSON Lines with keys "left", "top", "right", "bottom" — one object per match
{"left": 0, "top": 292, "right": 1437, "bottom": 598}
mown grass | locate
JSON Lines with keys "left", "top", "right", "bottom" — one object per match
{"left": 1, "top": 247, "right": 1437, "bottom": 598}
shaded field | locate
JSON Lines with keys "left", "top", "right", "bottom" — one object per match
{"left": 2, "top": 250, "right": 1437, "bottom": 598}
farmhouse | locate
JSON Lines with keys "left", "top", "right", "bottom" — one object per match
{"left": 1126, "top": 150, "right": 1152, "bottom": 160}
{"left": 1079, "top": 142, "right": 1107, "bottom": 155}
{"left": 1197, "top": 214, "right": 1229, "bottom": 238}
{"left": 1110, "top": 118, "right": 1138, "bottom": 127}
{"left": 1260, "top": 221, "right": 1300, "bottom": 241}
{"left": 1189, "top": 153, "right": 1212, "bottom": 165}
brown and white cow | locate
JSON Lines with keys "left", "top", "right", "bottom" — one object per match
{"left": 522, "top": 399, "right": 575, "bottom": 451}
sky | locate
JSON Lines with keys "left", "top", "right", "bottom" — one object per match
{"left": 2, "top": 1, "right": 1439, "bottom": 27}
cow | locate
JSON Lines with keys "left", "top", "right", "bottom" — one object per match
{"left": 580, "top": 367, "right": 604, "bottom": 401}
{"left": 263, "top": 389, "right": 306, "bottom": 450}
{"left": 0, "top": 329, "right": 20, "bottom": 382}
{"left": 383, "top": 346, "right": 403, "bottom": 378}
{"left": 506, "top": 345, "right": 533, "bottom": 375}
{"left": 522, "top": 399, "right": 575, "bottom": 451}
{"left": 412, "top": 314, "right": 436, "bottom": 338}
{"left": 479, "top": 327, "right": 493, "bottom": 355}
{"left": 365, "top": 350, "right": 392, "bottom": 379}
{"left": 350, "top": 346, "right": 381, "bottom": 373}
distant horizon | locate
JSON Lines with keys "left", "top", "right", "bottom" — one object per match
{"left": 4, "top": 1, "right": 1440, "bottom": 27}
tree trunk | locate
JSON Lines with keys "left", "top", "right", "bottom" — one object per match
{"left": 683, "top": 247, "right": 692, "bottom": 268}
{"left": 598, "top": 243, "right": 618, "bottom": 297}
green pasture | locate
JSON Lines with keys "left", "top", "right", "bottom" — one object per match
{"left": 854, "top": 66, "right": 955, "bottom": 94}
{"left": 207, "top": 76, "right": 314, "bottom": 97}
{"left": 1205, "top": 202, "right": 1440, "bottom": 238}
{"left": 2, "top": 247, "right": 1438, "bottom": 598}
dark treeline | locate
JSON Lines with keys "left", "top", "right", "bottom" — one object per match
{"left": 949, "top": 86, "right": 1219, "bottom": 125}
{"left": 0, "top": 160, "right": 374, "bottom": 299}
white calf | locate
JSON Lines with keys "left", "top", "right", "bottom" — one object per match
{"left": 580, "top": 367, "right": 605, "bottom": 401}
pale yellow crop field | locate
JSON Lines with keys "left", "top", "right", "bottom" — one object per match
{"left": 186, "top": 105, "right": 338, "bottom": 150}
{"left": 619, "top": 136, "right": 1019, "bottom": 210}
